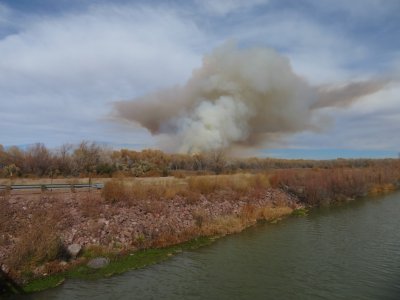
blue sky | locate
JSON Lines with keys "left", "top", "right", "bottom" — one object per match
{"left": 0, "top": 0, "right": 399, "bottom": 158}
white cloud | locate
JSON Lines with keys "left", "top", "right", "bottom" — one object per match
{"left": 0, "top": 4, "right": 206, "bottom": 146}
{"left": 0, "top": 5, "right": 205, "bottom": 93}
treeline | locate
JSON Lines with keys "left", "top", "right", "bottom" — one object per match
{"left": 0, "top": 141, "right": 398, "bottom": 178}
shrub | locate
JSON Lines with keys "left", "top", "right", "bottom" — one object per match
{"left": 245, "top": 173, "right": 270, "bottom": 189}
{"left": 201, "top": 215, "right": 244, "bottom": 236}
{"left": 102, "top": 179, "right": 192, "bottom": 204}
{"left": 270, "top": 166, "right": 400, "bottom": 205}
{"left": 240, "top": 204, "right": 258, "bottom": 222}
{"left": 102, "top": 180, "right": 128, "bottom": 203}
{"left": 186, "top": 173, "right": 271, "bottom": 197}
{"left": 188, "top": 176, "right": 219, "bottom": 195}
{"left": 192, "top": 209, "right": 208, "bottom": 228}
{"left": 7, "top": 215, "right": 64, "bottom": 272}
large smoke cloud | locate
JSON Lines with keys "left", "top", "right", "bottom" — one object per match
{"left": 113, "top": 42, "right": 387, "bottom": 153}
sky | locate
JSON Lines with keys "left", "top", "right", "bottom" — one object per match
{"left": 0, "top": 0, "right": 399, "bottom": 159}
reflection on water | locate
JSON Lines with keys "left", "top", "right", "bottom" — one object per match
{"left": 19, "top": 192, "right": 400, "bottom": 300}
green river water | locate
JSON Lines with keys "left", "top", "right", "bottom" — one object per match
{"left": 16, "top": 192, "right": 400, "bottom": 299}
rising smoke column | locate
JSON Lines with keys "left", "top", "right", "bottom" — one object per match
{"left": 114, "top": 42, "right": 387, "bottom": 153}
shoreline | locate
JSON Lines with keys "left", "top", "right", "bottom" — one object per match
{"left": 22, "top": 207, "right": 306, "bottom": 294}
{"left": 22, "top": 236, "right": 215, "bottom": 294}
{"left": 1, "top": 174, "right": 398, "bottom": 295}
{"left": 1, "top": 175, "right": 300, "bottom": 295}
{"left": 21, "top": 185, "right": 396, "bottom": 294}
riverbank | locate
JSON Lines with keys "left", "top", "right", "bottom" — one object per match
{"left": 22, "top": 236, "right": 215, "bottom": 293}
{"left": 0, "top": 174, "right": 300, "bottom": 294}
{"left": 1, "top": 169, "right": 399, "bottom": 295}
{"left": 30, "top": 191, "right": 400, "bottom": 300}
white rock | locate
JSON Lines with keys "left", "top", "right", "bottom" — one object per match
{"left": 67, "top": 243, "right": 82, "bottom": 258}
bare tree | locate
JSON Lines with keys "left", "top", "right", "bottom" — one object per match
{"left": 205, "top": 150, "right": 226, "bottom": 174}
{"left": 72, "top": 141, "right": 101, "bottom": 175}
{"left": 54, "top": 144, "right": 73, "bottom": 175}
{"left": 24, "top": 143, "right": 52, "bottom": 176}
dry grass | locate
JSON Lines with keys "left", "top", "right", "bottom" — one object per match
{"left": 270, "top": 166, "right": 400, "bottom": 205}
{"left": 240, "top": 204, "right": 258, "bottom": 222}
{"left": 101, "top": 179, "right": 128, "bottom": 204}
{"left": 187, "top": 176, "right": 219, "bottom": 195}
{"left": 200, "top": 215, "right": 244, "bottom": 236}
{"left": 368, "top": 183, "right": 397, "bottom": 196}
{"left": 199, "top": 203, "right": 293, "bottom": 237}
{"left": 171, "top": 171, "right": 186, "bottom": 178}
{"left": 6, "top": 213, "right": 63, "bottom": 273}
{"left": 42, "top": 260, "right": 69, "bottom": 276}
{"left": 187, "top": 173, "right": 270, "bottom": 195}
{"left": 257, "top": 206, "right": 293, "bottom": 221}
{"left": 238, "top": 203, "right": 292, "bottom": 223}
{"left": 102, "top": 179, "right": 182, "bottom": 204}
{"left": 192, "top": 208, "right": 208, "bottom": 228}
{"left": 101, "top": 173, "right": 271, "bottom": 205}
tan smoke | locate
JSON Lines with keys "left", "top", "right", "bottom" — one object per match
{"left": 313, "top": 80, "right": 389, "bottom": 109}
{"left": 113, "top": 42, "right": 388, "bottom": 153}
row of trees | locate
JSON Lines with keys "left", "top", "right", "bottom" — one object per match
{"left": 0, "top": 142, "right": 110, "bottom": 178}
{"left": 0, "top": 142, "right": 398, "bottom": 178}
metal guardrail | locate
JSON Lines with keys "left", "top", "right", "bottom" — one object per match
{"left": 0, "top": 183, "right": 104, "bottom": 190}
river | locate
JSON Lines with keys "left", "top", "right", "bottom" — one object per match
{"left": 20, "top": 192, "right": 400, "bottom": 300}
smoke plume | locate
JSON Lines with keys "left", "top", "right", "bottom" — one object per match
{"left": 113, "top": 42, "right": 387, "bottom": 153}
